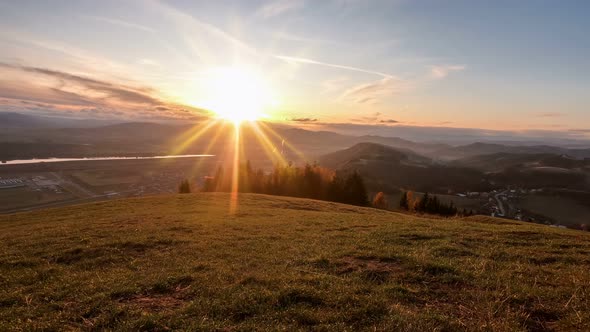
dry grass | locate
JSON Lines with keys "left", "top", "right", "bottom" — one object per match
{"left": 1, "top": 193, "right": 589, "bottom": 331}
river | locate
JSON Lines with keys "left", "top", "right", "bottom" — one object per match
{"left": 0, "top": 154, "right": 214, "bottom": 165}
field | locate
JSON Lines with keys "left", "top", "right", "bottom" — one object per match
{"left": 70, "top": 170, "right": 142, "bottom": 187}
{"left": 0, "top": 187, "right": 75, "bottom": 211}
{"left": 1, "top": 193, "right": 589, "bottom": 331}
{"left": 520, "top": 194, "right": 590, "bottom": 227}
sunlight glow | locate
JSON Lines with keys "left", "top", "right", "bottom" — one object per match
{"left": 203, "top": 67, "right": 276, "bottom": 124}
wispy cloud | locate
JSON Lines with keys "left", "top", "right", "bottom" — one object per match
{"left": 256, "top": 0, "right": 306, "bottom": 18}
{"left": 291, "top": 117, "right": 318, "bottom": 122}
{"left": 0, "top": 63, "right": 161, "bottom": 105}
{"left": 536, "top": 112, "right": 566, "bottom": 118}
{"left": 83, "top": 15, "right": 155, "bottom": 33}
{"left": 0, "top": 62, "right": 209, "bottom": 120}
{"left": 274, "top": 55, "right": 392, "bottom": 78}
{"left": 146, "top": 0, "right": 257, "bottom": 63}
{"left": 430, "top": 65, "right": 466, "bottom": 79}
{"left": 340, "top": 77, "right": 406, "bottom": 104}
{"left": 321, "top": 76, "right": 349, "bottom": 94}
{"left": 270, "top": 31, "right": 342, "bottom": 45}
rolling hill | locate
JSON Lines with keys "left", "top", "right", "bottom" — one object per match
{"left": 1, "top": 193, "right": 589, "bottom": 330}
{"left": 319, "top": 143, "right": 490, "bottom": 193}
{"left": 452, "top": 153, "right": 590, "bottom": 190}
{"left": 452, "top": 152, "right": 589, "bottom": 172}
{"left": 1, "top": 113, "right": 589, "bottom": 164}
{"left": 434, "top": 142, "right": 590, "bottom": 160}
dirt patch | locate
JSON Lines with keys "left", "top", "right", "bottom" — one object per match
{"left": 329, "top": 224, "right": 379, "bottom": 232}
{"left": 122, "top": 294, "right": 185, "bottom": 312}
{"left": 50, "top": 239, "right": 181, "bottom": 266}
{"left": 277, "top": 289, "right": 324, "bottom": 307}
{"left": 117, "top": 276, "right": 193, "bottom": 312}
{"left": 522, "top": 307, "right": 561, "bottom": 332}
{"left": 337, "top": 256, "right": 405, "bottom": 283}
{"left": 432, "top": 246, "right": 476, "bottom": 257}
{"left": 399, "top": 233, "right": 444, "bottom": 241}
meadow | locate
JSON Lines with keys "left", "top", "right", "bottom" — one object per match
{"left": 0, "top": 193, "right": 589, "bottom": 331}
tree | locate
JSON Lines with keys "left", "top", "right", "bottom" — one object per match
{"left": 418, "top": 192, "right": 430, "bottom": 212}
{"left": 199, "top": 162, "right": 371, "bottom": 208}
{"left": 178, "top": 179, "right": 191, "bottom": 194}
{"left": 399, "top": 191, "right": 409, "bottom": 210}
{"left": 344, "top": 171, "right": 368, "bottom": 206}
{"left": 373, "top": 192, "right": 388, "bottom": 209}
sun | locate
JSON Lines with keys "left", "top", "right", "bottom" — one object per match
{"left": 203, "top": 67, "right": 275, "bottom": 124}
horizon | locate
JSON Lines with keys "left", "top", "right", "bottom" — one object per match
{"left": 1, "top": 1, "right": 589, "bottom": 142}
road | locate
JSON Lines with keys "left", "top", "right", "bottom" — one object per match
{"left": 494, "top": 191, "right": 508, "bottom": 216}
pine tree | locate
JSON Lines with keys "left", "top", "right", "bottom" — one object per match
{"left": 399, "top": 191, "right": 409, "bottom": 210}
{"left": 344, "top": 171, "right": 368, "bottom": 206}
{"left": 178, "top": 179, "right": 191, "bottom": 194}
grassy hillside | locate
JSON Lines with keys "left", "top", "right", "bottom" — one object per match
{"left": 1, "top": 193, "right": 589, "bottom": 331}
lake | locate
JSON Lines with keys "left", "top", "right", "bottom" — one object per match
{"left": 0, "top": 155, "right": 214, "bottom": 165}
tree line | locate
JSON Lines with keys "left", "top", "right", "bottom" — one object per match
{"left": 198, "top": 162, "right": 369, "bottom": 207}
{"left": 179, "top": 163, "right": 473, "bottom": 217}
{"left": 399, "top": 191, "right": 473, "bottom": 217}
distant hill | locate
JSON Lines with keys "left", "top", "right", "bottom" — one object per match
{"left": 452, "top": 152, "right": 590, "bottom": 172}
{"left": 0, "top": 112, "right": 53, "bottom": 128}
{"left": 451, "top": 152, "right": 590, "bottom": 190}
{"left": 434, "top": 142, "right": 590, "bottom": 160}
{"left": 319, "top": 142, "right": 430, "bottom": 169}
{"left": 0, "top": 113, "right": 588, "bottom": 164}
{"left": 1, "top": 193, "right": 589, "bottom": 330}
{"left": 319, "top": 142, "right": 489, "bottom": 193}
{"left": 0, "top": 112, "right": 124, "bottom": 129}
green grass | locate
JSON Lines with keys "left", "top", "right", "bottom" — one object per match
{"left": 1, "top": 193, "right": 589, "bottom": 331}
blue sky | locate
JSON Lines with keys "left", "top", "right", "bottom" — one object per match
{"left": 0, "top": 0, "right": 588, "bottom": 138}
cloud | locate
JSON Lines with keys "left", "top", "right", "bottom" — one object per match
{"left": 348, "top": 112, "right": 400, "bottom": 125}
{"left": 256, "top": 0, "right": 306, "bottom": 18}
{"left": 146, "top": 0, "right": 257, "bottom": 63}
{"left": 0, "top": 62, "right": 161, "bottom": 105}
{"left": 83, "top": 15, "right": 155, "bottom": 33}
{"left": 0, "top": 62, "right": 211, "bottom": 120}
{"left": 340, "top": 77, "right": 405, "bottom": 104}
{"left": 430, "top": 65, "right": 466, "bottom": 79}
{"left": 536, "top": 112, "right": 566, "bottom": 118}
{"left": 291, "top": 117, "right": 318, "bottom": 122}
{"left": 269, "top": 31, "right": 341, "bottom": 45}
{"left": 321, "top": 77, "right": 349, "bottom": 94}
{"left": 274, "top": 55, "right": 391, "bottom": 78}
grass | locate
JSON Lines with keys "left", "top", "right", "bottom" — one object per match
{"left": 1, "top": 193, "right": 589, "bottom": 331}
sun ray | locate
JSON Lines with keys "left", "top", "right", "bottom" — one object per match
{"left": 187, "top": 120, "right": 230, "bottom": 182}
{"left": 170, "top": 119, "right": 220, "bottom": 156}
{"left": 249, "top": 122, "right": 288, "bottom": 166}
{"left": 229, "top": 122, "right": 241, "bottom": 214}
{"left": 256, "top": 122, "right": 308, "bottom": 163}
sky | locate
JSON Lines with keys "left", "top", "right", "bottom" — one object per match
{"left": 0, "top": 0, "right": 589, "bottom": 140}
